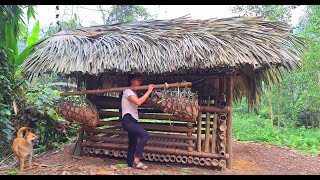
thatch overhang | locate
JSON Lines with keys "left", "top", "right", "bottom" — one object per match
{"left": 21, "top": 16, "right": 305, "bottom": 108}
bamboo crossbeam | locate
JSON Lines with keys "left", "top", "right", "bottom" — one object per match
{"left": 87, "top": 128, "right": 195, "bottom": 140}
{"left": 83, "top": 142, "right": 221, "bottom": 158}
{"left": 98, "top": 120, "right": 187, "bottom": 128}
{"left": 85, "top": 136, "right": 194, "bottom": 148}
{"left": 91, "top": 97, "right": 230, "bottom": 114}
{"left": 97, "top": 120, "right": 194, "bottom": 133}
{"left": 61, "top": 82, "right": 192, "bottom": 96}
{"left": 98, "top": 110, "right": 195, "bottom": 122}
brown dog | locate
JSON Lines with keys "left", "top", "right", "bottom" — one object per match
{"left": 12, "top": 127, "right": 40, "bottom": 170}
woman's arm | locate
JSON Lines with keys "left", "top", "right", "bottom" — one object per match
{"left": 128, "top": 84, "right": 154, "bottom": 106}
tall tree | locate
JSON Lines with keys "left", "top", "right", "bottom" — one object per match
{"left": 0, "top": 5, "right": 36, "bottom": 144}
{"left": 231, "top": 5, "right": 297, "bottom": 124}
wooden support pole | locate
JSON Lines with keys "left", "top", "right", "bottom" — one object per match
{"left": 197, "top": 111, "right": 203, "bottom": 152}
{"left": 61, "top": 82, "right": 192, "bottom": 96}
{"left": 226, "top": 73, "right": 234, "bottom": 169}
{"left": 204, "top": 96, "right": 211, "bottom": 153}
{"left": 71, "top": 130, "right": 84, "bottom": 156}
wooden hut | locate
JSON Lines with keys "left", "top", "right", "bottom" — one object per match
{"left": 21, "top": 16, "right": 304, "bottom": 169}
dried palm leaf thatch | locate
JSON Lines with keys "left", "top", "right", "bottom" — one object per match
{"left": 21, "top": 16, "right": 305, "bottom": 108}
{"left": 21, "top": 16, "right": 304, "bottom": 78}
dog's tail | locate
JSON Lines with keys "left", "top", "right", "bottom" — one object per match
{"left": 17, "top": 127, "right": 30, "bottom": 138}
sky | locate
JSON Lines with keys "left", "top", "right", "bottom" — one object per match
{"left": 30, "top": 5, "right": 306, "bottom": 31}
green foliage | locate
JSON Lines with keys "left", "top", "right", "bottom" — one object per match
{"left": 233, "top": 112, "right": 320, "bottom": 155}
{"left": 231, "top": 5, "right": 297, "bottom": 22}
{"left": 231, "top": 5, "right": 320, "bottom": 129}
{"left": 181, "top": 168, "right": 190, "bottom": 174}
{"left": 40, "top": 14, "right": 80, "bottom": 38}
{"left": 116, "top": 163, "right": 127, "bottom": 169}
{"left": 6, "top": 169, "right": 20, "bottom": 175}
{"left": 4, "top": 22, "right": 18, "bottom": 63}
{"left": 0, "top": 48, "right": 14, "bottom": 145}
{"left": 24, "top": 85, "right": 61, "bottom": 119}
{"left": 106, "top": 5, "right": 151, "bottom": 25}
{"left": 15, "top": 20, "right": 45, "bottom": 66}
{"left": 27, "top": 20, "right": 40, "bottom": 46}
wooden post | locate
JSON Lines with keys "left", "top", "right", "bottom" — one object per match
{"left": 197, "top": 111, "right": 203, "bottom": 152}
{"left": 226, "top": 73, "right": 234, "bottom": 169}
{"left": 204, "top": 96, "right": 211, "bottom": 152}
{"left": 71, "top": 75, "right": 95, "bottom": 156}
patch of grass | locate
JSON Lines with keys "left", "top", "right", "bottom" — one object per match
{"left": 181, "top": 168, "right": 190, "bottom": 174}
{"left": 116, "top": 163, "right": 127, "bottom": 169}
{"left": 233, "top": 112, "right": 320, "bottom": 155}
{"left": 6, "top": 169, "right": 20, "bottom": 175}
{"left": 160, "top": 170, "right": 168, "bottom": 175}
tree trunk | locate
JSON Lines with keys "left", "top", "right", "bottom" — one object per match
{"left": 267, "top": 85, "right": 274, "bottom": 127}
{"left": 97, "top": 5, "right": 106, "bottom": 25}
{"left": 277, "top": 83, "right": 281, "bottom": 128}
{"left": 311, "top": 111, "right": 314, "bottom": 129}
{"left": 305, "top": 111, "right": 308, "bottom": 129}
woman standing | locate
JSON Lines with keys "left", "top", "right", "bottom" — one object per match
{"left": 121, "top": 74, "right": 154, "bottom": 170}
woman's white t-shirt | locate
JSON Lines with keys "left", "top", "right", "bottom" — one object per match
{"left": 121, "top": 89, "right": 139, "bottom": 120}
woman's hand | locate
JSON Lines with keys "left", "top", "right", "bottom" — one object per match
{"left": 147, "top": 84, "right": 155, "bottom": 93}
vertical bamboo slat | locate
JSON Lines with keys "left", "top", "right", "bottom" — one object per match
{"left": 211, "top": 112, "right": 218, "bottom": 153}
{"left": 226, "top": 73, "right": 234, "bottom": 169}
{"left": 197, "top": 111, "right": 203, "bottom": 152}
{"left": 204, "top": 96, "right": 211, "bottom": 152}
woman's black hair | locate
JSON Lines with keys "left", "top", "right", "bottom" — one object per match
{"left": 128, "top": 74, "right": 142, "bottom": 85}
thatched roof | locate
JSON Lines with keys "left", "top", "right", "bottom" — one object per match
{"left": 21, "top": 16, "right": 305, "bottom": 108}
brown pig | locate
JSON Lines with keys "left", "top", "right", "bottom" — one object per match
{"left": 59, "top": 102, "right": 99, "bottom": 128}
{"left": 151, "top": 91, "right": 199, "bottom": 121}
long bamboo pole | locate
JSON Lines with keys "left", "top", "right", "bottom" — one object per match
{"left": 61, "top": 82, "right": 192, "bottom": 96}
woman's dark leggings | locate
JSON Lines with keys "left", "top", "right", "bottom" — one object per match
{"left": 121, "top": 113, "right": 149, "bottom": 167}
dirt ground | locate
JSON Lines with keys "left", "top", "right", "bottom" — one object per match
{"left": 2, "top": 141, "right": 319, "bottom": 175}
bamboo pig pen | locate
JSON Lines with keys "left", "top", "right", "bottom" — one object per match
{"left": 71, "top": 74, "right": 235, "bottom": 169}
